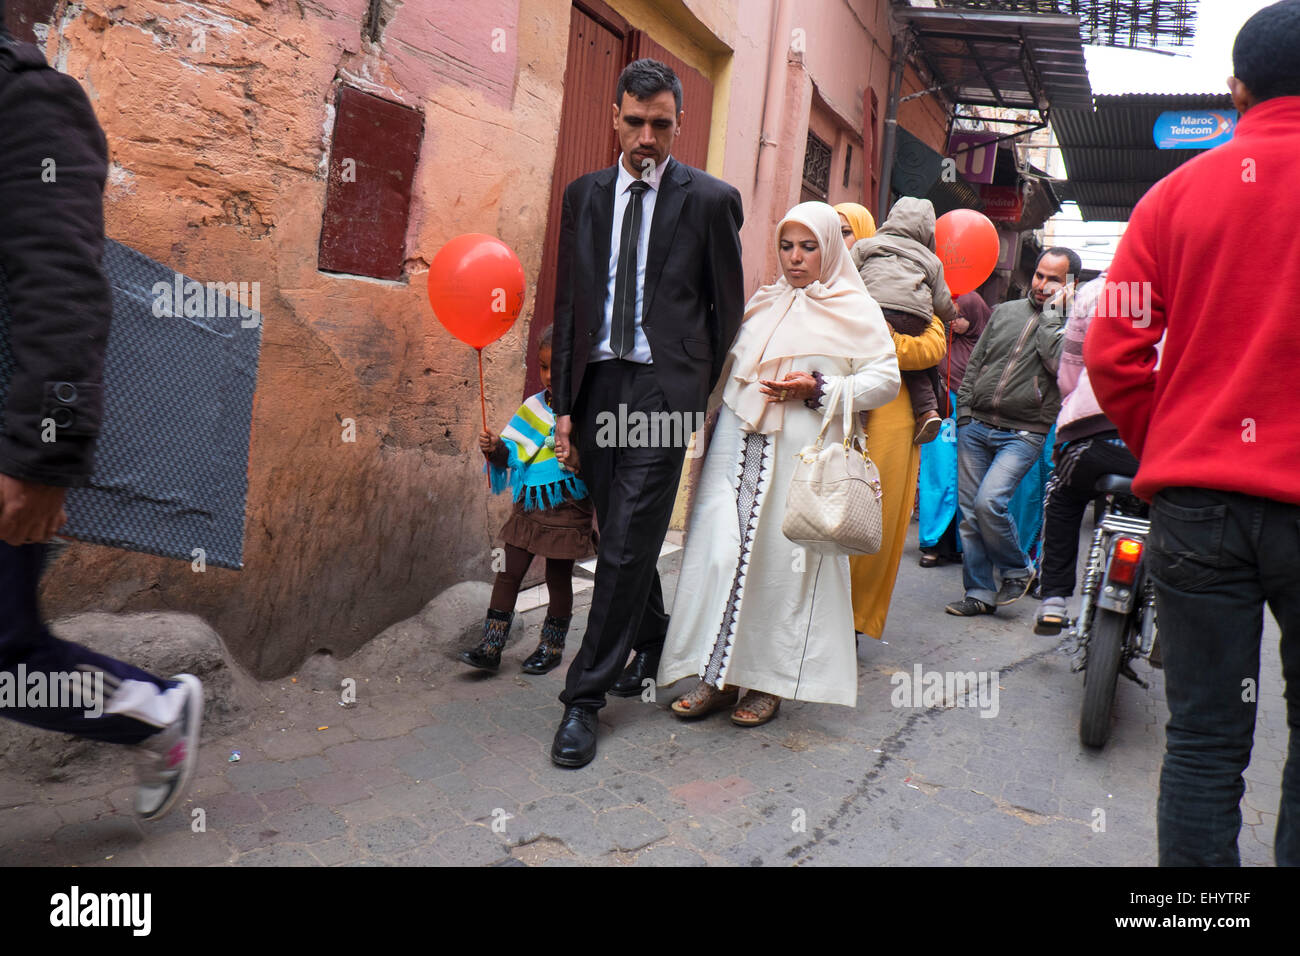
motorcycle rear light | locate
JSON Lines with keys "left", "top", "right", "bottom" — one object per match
{"left": 1110, "top": 537, "right": 1144, "bottom": 585}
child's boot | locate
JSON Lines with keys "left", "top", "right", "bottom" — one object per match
{"left": 521, "top": 615, "right": 569, "bottom": 675}
{"left": 913, "top": 410, "right": 942, "bottom": 444}
{"left": 460, "top": 608, "right": 514, "bottom": 672}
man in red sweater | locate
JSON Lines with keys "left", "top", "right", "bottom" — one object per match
{"left": 1086, "top": 0, "right": 1300, "bottom": 867}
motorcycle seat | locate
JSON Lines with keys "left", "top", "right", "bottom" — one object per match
{"left": 1096, "top": 474, "right": 1135, "bottom": 495}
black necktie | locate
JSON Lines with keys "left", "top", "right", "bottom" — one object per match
{"left": 611, "top": 179, "right": 650, "bottom": 359}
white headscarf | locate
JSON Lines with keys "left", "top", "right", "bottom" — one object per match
{"left": 717, "top": 201, "right": 895, "bottom": 434}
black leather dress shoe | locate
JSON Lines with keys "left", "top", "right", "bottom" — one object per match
{"left": 608, "top": 649, "right": 661, "bottom": 698}
{"left": 550, "top": 705, "right": 598, "bottom": 768}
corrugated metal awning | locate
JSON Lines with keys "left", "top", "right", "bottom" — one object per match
{"left": 896, "top": 7, "right": 1094, "bottom": 113}
{"left": 1052, "top": 92, "right": 1235, "bottom": 220}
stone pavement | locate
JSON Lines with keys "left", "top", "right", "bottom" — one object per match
{"left": 0, "top": 526, "right": 1286, "bottom": 866}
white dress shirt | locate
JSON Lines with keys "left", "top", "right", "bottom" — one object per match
{"left": 588, "top": 154, "right": 674, "bottom": 365}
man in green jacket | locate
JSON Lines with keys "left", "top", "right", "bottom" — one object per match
{"left": 945, "top": 248, "right": 1077, "bottom": 616}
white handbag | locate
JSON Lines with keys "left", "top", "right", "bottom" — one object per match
{"left": 782, "top": 377, "right": 884, "bottom": 555}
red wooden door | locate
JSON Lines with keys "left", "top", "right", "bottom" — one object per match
{"left": 631, "top": 32, "right": 714, "bottom": 172}
{"left": 524, "top": 3, "right": 627, "bottom": 396}
{"left": 864, "top": 88, "right": 881, "bottom": 218}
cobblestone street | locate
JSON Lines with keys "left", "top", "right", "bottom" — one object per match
{"left": 0, "top": 526, "right": 1286, "bottom": 867}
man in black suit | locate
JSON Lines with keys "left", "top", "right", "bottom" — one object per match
{"left": 549, "top": 58, "right": 744, "bottom": 767}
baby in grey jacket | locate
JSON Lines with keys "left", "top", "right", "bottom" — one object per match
{"left": 851, "top": 197, "right": 959, "bottom": 444}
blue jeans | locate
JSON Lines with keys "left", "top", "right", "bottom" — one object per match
{"left": 1148, "top": 487, "right": 1300, "bottom": 866}
{"left": 957, "top": 420, "right": 1045, "bottom": 604}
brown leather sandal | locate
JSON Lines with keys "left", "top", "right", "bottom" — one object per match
{"left": 731, "top": 690, "right": 782, "bottom": 727}
{"left": 671, "top": 682, "right": 739, "bottom": 718}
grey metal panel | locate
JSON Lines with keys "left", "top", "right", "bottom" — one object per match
{"left": 892, "top": 126, "right": 945, "bottom": 197}
{"left": 0, "top": 240, "right": 261, "bottom": 569}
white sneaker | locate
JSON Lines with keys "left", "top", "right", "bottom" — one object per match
{"left": 135, "top": 674, "right": 203, "bottom": 821}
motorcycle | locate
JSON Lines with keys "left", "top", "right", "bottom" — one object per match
{"left": 1066, "top": 474, "right": 1159, "bottom": 748}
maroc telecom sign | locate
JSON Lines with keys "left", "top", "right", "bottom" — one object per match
{"left": 1152, "top": 110, "right": 1237, "bottom": 149}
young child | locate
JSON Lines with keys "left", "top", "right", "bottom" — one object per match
{"left": 850, "top": 196, "right": 960, "bottom": 444}
{"left": 461, "top": 326, "right": 596, "bottom": 675}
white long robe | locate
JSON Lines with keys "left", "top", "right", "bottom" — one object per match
{"left": 658, "top": 351, "right": 901, "bottom": 707}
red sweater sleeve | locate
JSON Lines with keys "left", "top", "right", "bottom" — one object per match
{"left": 1083, "top": 194, "right": 1165, "bottom": 458}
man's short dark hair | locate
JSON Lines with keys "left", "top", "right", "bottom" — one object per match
{"left": 1037, "top": 246, "right": 1081, "bottom": 281}
{"left": 1233, "top": 0, "right": 1300, "bottom": 102}
{"left": 615, "top": 58, "right": 682, "bottom": 113}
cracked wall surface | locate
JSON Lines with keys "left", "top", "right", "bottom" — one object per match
{"left": 34, "top": 0, "right": 568, "bottom": 677}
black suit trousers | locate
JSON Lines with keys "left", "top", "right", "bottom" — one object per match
{"left": 561, "top": 360, "right": 687, "bottom": 709}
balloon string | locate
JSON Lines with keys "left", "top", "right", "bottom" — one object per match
{"left": 478, "top": 348, "right": 489, "bottom": 488}
{"left": 478, "top": 348, "right": 487, "bottom": 430}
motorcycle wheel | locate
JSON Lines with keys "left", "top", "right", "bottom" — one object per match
{"left": 1079, "top": 607, "right": 1127, "bottom": 748}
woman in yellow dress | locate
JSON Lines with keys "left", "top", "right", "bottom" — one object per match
{"left": 834, "top": 202, "right": 947, "bottom": 640}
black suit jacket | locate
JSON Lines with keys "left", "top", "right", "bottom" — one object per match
{"left": 550, "top": 158, "right": 744, "bottom": 418}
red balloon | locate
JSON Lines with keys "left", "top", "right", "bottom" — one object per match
{"left": 934, "top": 209, "right": 999, "bottom": 297}
{"left": 427, "top": 234, "right": 526, "bottom": 349}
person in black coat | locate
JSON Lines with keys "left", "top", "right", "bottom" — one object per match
{"left": 0, "top": 19, "right": 203, "bottom": 822}
{"left": 548, "top": 58, "right": 745, "bottom": 767}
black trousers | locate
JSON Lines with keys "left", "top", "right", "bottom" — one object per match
{"left": 1146, "top": 488, "right": 1300, "bottom": 865}
{"left": 561, "top": 360, "right": 687, "bottom": 710}
{"left": 1039, "top": 433, "right": 1139, "bottom": 598}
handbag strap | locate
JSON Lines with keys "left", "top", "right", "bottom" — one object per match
{"left": 839, "top": 374, "right": 877, "bottom": 464}
{"left": 841, "top": 372, "right": 857, "bottom": 449}
{"left": 812, "top": 376, "right": 869, "bottom": 452}
{"left": 812, "top": 377, "right": 841, "bottom": 451}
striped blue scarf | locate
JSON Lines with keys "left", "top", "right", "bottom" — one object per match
{"left": 486, "top": 390, "right": 589, "bottom": 511}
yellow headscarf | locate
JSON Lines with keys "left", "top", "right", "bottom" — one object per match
{"left": 833, "top": 202, "right": 876, "bottom": 241}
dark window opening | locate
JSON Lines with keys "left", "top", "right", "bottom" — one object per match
{"left": 801, "top": 131, "right": 832, "bottom": 202}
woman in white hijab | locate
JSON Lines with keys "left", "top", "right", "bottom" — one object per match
{"left": 657, "top": 202, "right": 901, "bottom": 725}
